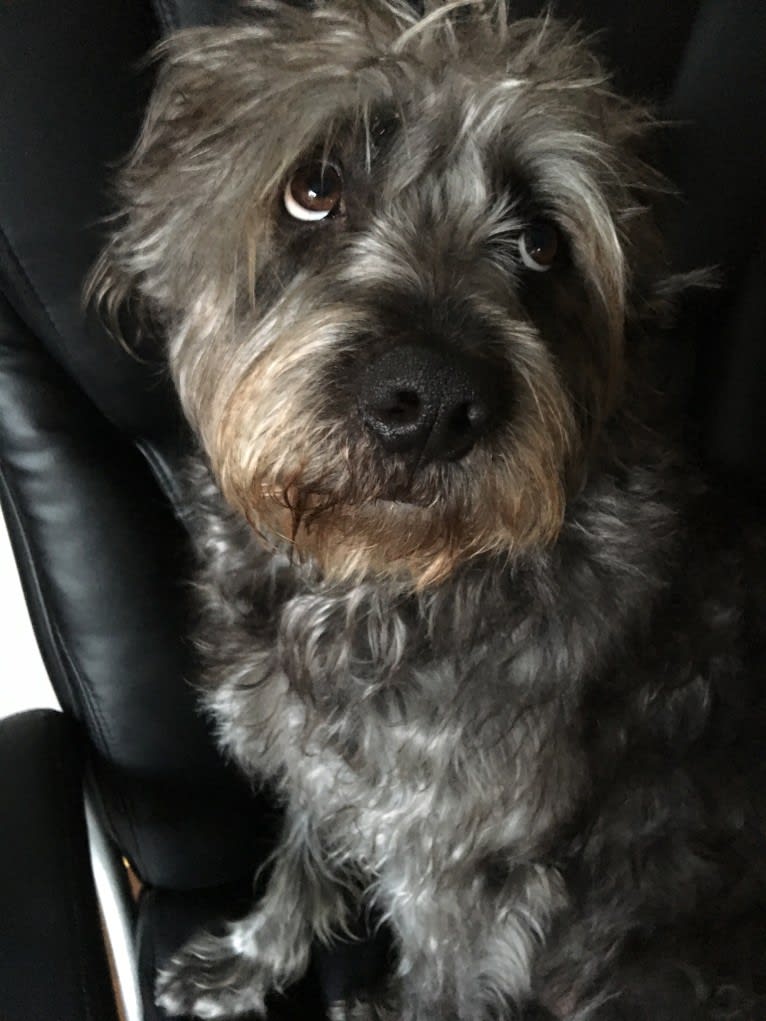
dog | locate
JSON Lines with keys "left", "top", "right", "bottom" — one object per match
{"left": 91, "top": 1, "right": 766, "bottom": 1018}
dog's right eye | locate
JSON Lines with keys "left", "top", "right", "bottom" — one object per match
{"left": 284, "top": 163, "right": 343, "bottom": 222}
{"left": 519, "top": 220, "right": 559, "bottom": 272}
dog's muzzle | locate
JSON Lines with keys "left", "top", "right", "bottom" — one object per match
{"left": 356, "top": 343, "right": 500, "bottom": 462}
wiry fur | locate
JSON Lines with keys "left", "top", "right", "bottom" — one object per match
{"left": 91, "top": 2, "right": 766, "bottom": 1019}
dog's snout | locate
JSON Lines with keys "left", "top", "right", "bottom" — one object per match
{"left": 357, "top": 344, "right": 497, "bottom": 462}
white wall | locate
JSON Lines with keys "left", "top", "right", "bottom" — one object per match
{"left": 0, "top": 514, "right": 59, "bottom": 719}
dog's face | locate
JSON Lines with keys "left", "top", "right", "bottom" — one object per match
{"left": 97, "top": 0, "right": 661, "bottom": 586}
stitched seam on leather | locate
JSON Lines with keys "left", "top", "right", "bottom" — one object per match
{"left": 0, "top": 461, "right": 113, "bottom": 755}
{"left": 136, "top": 437, "right": 190, "bottom": 525}
{"left": 0, "top": 222, "right": 68, "bottom": 355}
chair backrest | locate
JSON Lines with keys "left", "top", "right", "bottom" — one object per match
{"left": 0, "top": 0, "right": 270, "bottom": 891}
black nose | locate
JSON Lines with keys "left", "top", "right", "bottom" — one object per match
{"left": 357, "top": 344, "right": 497, "bottom": 462}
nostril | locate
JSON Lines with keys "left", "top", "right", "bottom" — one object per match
{"left": 434, "top": 398, "right": 492, "bottom": 460}
{"left": 359, "top": 381, "right": 434, "bottom": 455}
{"left": 444, "top": 399, "right": 490, "bottom": 439}
{"left": 446, "top": 402, "right": 472, "bottom": 438}
{"left": 378, "top": 390, "right": 422, "bottom": 426}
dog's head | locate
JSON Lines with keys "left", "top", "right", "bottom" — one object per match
{"left": 93, "top": 0, "right": 666, "bottom": 586}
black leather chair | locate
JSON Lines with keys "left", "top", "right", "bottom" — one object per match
{"left": 1, "top": 2, "right": 764, "bottom": 1020}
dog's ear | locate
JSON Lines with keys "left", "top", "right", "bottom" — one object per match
{"left": 82, "top": 32, "right": 206, "bottom": 357}
{"left": 83, "top": 22, "right": 261, "bottom": 353}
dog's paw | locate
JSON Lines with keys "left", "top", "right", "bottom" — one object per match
{"left": 155, "top": 930, "right": 268, "bottom": 1019}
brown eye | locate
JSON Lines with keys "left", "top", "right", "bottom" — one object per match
{"left": 519, "top": 220, "right": 559, "bottom": 272}
{"left": 284, "top": 162, "right": 343, "bottom": 222}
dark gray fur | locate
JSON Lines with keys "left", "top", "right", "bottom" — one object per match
{"left": 91, "top": 2, "right": 766, "bottom": 1018}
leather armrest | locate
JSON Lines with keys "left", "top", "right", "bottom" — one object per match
{"left": 0, "top": 709, "right": 119, "bottom": 1021}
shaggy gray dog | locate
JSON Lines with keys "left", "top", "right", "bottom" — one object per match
{"left": 92, "top": 1, "right": 766, "bottom": 1018}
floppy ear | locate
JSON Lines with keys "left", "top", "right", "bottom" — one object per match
{"left": 83, "top": 21, "right": 254, "bottom": 354}
{"left": 81, "top": 30, "right": 206, "bottom": 356}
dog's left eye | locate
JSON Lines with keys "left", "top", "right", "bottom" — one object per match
{"left": 284, "top": 162, "right": 343, "bottom": 222}
{"left": 519, "top": 221, "right": 559, "bottom": 272}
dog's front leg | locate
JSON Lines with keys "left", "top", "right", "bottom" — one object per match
{"left": 382, "top": 861, "right": 567, "bottom": 1021}
{"left": 155, "top": 816, "right": 347, "bottom": 1019}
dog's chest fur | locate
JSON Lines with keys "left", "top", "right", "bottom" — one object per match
{"left": 206, "top": 591, "right": 584, "bottom": 875}
{"left": 189, "top": 456, "right": 688, "bottom": 879}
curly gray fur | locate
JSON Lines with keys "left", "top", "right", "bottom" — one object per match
{"left": 91, "top": 2, "right": 766, "bottom": 1019}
